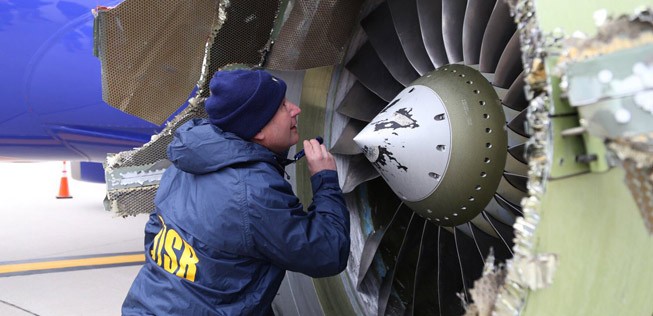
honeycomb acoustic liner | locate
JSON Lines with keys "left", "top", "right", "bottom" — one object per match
{"left": 94, "top": 0, "right": 217, "bottom": 125}
{"left": 266, "top": 0, "right": 364, "bottom": 70}
{"left": 199, "top": 0, "right": 281, "bottom": 97}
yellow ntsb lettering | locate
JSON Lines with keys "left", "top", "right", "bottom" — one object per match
{"left": 150, "top": 216, "right": 199, "bottom": 282}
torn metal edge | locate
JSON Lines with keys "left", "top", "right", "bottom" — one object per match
{"left": 491, "top": 0, "right": 559, "bottom": 314}
{"left": 103, "top": 2, "right": 227, "bottom": 215}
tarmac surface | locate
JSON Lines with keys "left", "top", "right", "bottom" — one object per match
{"left": 0, "top": 161, "right": 149, "bottom": 316}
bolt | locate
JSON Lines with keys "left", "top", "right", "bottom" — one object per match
{"left": 598, "top": 70, "right": 613, "bottom": 83}
{"left": 576, "top": 154, "right": 598, "bottom": 163}
{"left": 633, "top": 62, "right": 648, "bottom": 75}
{"left": 634, "top": 91, "right": 653, "bottom": 113}
{"left": 614, "top": 108, "right": 631, "bottom": 124}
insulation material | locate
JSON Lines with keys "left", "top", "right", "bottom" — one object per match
{"left": 99, "top": 0, "right": 283, "bottom": 217}
{"left": 199, "top": 0, "right": 281, "bottom": 97}
{"left": 94, "top": 0, "right": 217, "bottom": 125}
{"left": 623, "top": 159, "right": 653, "bottom": 234}
{"left": 266, "top": 0, "right": 364, "bottom": 70}
{"left": 464, "top": 253, "right": 507, "bottom": 316}
{"left": 104, "top": 99, "right": 208, "bottom": 217}
{"left": 465, "top": 252, "right": 555, "bottom": 316}
{"left": 609, "top": 134, "right": 653, "bottom": 234}
{"left": 556, "top": 9, "right": 653, "bottom": 65}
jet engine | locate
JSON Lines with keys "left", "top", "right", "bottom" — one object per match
{"left": 96, "top": 0, "right": 653, "bottom": 315}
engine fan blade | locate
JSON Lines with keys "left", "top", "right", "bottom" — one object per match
{"left": 417, "top": 0, "right": 448, "bottom": 67}
{"left": 340, "top": 154, "right": 380, "bottom": 194}
{"left": 412, "top": 222, "right": 440, "bottom": 315}
{"left": 387, "top": 0, "right": 434, "bottom": 75}
{"left": 508, "top": 108, "right": 529, "bottom": 137}
{"left": 470, "top": 212, "right": 499, "bottom": 238}
{"left": 496, "top": 176, "right": 527, "bottom": 206}
{"left": 494, "top": 193, "right": 523, "bottom": 216}
{"left": 508, "top": 143, "right": 527, "bottom": 164}
{"left": 454, "top": 228, "right": 486, "bottom": 304}
{"left": 503, "top": 171, "right": 529, "bottom": 193}
{"left": 378, "top": 212, "right": 423, "bottom": 316}
{"left": 361, "top": 2, "right": 420, "bottom": 86}
{"left": 507, "top": 126, "right": 529, "bottom": 147}
{"left": 503, "top": 71, "right": 527, "bottom": 111}
{"left": 505, "top": 147, "right": 529, "bottom": 175}
{"left": 346, "top": 41, "right": 404, "bottom": 101}
{"left": 357, "top": 202, "right": 403, "bottom": 289}
{"left": 337, "top": 81, "right": 388, "bottom": 122}
{"left": 468, "top": 221, "right": 513, "bottom": 262}
{"left": 462, "top": 0, "right": 497, "bottom": 65}
{"left": 437, "top": 227, "right": 467, "bottom": 315}
{"left": 463, "top": 222, "right": 486, "bottom": 263}
{"left": 331, "top": 119, "right": 368, "bottom": 155}
{"left": 479, "top": 0, "right": 516, "bottom": 73}
{"left": 442, "top": 0, "right": 467, "bottom": 63}
{"left": 482, "top": 211, "right": 515, "bottom": 253}
{"left": 357, "top": 228, "right": 387, "bottom": 290}
{"left": 484, "top": 197, "right": 518, "bottom": 226}
{"left": 493, "top": 31, "right": 522, "bottom": 89}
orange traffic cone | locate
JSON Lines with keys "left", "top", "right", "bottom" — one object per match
{"left": 56, "top": 161, "right": 73, "bottom": 199}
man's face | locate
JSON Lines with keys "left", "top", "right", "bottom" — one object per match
{"left": 255, "top": 98, "right": 301, "bottom": 154}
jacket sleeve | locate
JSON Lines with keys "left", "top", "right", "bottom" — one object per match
{"left": 244, "top": 170, "right": 350, "bottom": 278}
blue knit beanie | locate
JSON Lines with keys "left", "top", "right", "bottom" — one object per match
{"left": 204, "top": 69, "right": 287, "bottom": 140}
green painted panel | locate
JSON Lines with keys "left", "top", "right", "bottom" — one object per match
{"left": 296, "top": 66, "right": 333, "bottom": 202}
{"left": 296, "top": 66, "right": 357, "bottom": 316}
{"left": 523, "top": 168, "right": 653, "bottom": 316}
{"left": 549, "top": 115, "right": 590, "bottom": 178}
{"left": 535, "top": 0, "right": 646, "bottom": 36}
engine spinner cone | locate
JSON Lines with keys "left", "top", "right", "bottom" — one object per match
{"left": 353, "top": 64, "right": 508, "bottom": 226}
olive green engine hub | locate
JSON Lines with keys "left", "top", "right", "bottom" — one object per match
{"left": 353, "top": 64, "right": 507, "bottom": 226}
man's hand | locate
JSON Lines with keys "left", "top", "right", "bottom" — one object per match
{"left": 303, "top": 139, "right": 336, "bottom": 176}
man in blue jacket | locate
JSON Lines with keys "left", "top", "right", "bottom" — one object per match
{"left": 122, "top": 69, "right": 350, "bottom": 315}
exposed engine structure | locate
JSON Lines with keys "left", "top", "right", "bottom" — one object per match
{"left": 96, "top": 0, "right": 653, "bottom": 315}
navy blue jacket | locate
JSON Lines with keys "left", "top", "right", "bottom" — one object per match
{"left": 122, "top": 119, "right": 350, "bottom": 315}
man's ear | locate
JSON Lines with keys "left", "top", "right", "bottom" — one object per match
{"left": 251, "top": 130, "right": 265, "bottom": 142}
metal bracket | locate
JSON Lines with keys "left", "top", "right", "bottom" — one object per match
{"left": 549, "top": 115, "right": 591, "bottom": 178}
